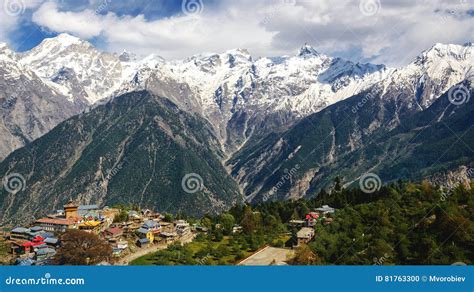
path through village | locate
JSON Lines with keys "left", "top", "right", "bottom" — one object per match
{"left": 117, "top": 234, "right": 195, "bottom": 265}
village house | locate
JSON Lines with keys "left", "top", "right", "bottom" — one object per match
{"left": 78, "top": 220, "right": 102, "bottom": 233}
{"left": 315, "top": 205, "right": 336, "bottom": 216}
{"left": 128, "top": 210, "right": 141, "bottom": 221}
{"left": 137, "top": 237, "right": 150, "bottom": 248}
{"left": 10, "top": 227, "right": 31, "bottom": 241}
{"left": 35, "top": 218, "right": 77, "bottom": 233}
{"left": 159, "top": 232, "right": 177, "bottom": 244}
{"left": 305, "top": 212, "right": 320, "bottom": 227}
{"left": 289, "top": 219, "right": 306, "bottom": 228}
{"left": 295, "top": 227, "right": 315, "bottom": 247}
{"left": 116, "top": 240, "right": 128, "bottom": 250}
{"left": 77, "top": 204, "right": 100, "bottom": 218}
{"left": 34, "top": 247, "right": 56, "bottom": 262}
{"left": 232, "top": 225, "right": 243, "bottom": 234}
{"left": 104, "top": 227, "right": 124, "bottom": 240}
{"left": 175, "top": 220, "right": 191, "bottom": 237}
{"left": 142, "top": 220, "right": 161, "bottom": 234}
{"left": 43, "top": 237, "right": 60, "bottom": 247}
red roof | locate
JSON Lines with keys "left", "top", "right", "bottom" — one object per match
{"left": 32, "top": 235, "right": 45, "bottom": 242}
{"left": 305, "top": 213, "right": 319, "bottom": 220}
{"left": 106, "top": 227, "right": 123, "bottom": 235}
{"left": 35, "top": 218, "right": 76, "bottom": 226}
{"left": 22, "top": 241, "right": 45, "bottom": 247}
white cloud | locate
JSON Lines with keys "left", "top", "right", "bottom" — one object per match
{"left": 0, "top": 0, "right": 42, "bottom": 43}
{"left": 25, "top": 0, "right": 474, "bottom": 66}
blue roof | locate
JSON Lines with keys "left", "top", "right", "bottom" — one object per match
{"left": 143, "top": 220, "right": 160, "bottom": 228}
{"left": 137, "top": 228, "right": 149, "bottom": 234}
{"left": 39, "top": 232, "right": 54, "bottom": 239}
{"left": 36, "top": 248, "right": 56, "bottom": 255}
{"left": 11, "top": 227, "right": 30, "bottom": 233}
{"left": 44, "top": 237, "right": 59, "bottom": 244}
{"left": 78, "top": 205, "right": 99, "bottom": 210}
{"left": 138, "top": 238, "right": 149, "bottom": 244}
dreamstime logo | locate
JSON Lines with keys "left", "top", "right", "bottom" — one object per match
{"left": 448, "top": 84, "right": 470, "bottom": 106}
{"left": 3, "top": 0, "right": 25, "bottom": 16}
{"left": 181, "top": 173, "right": 204, "bottom": 194}
{"left": 359, "top": 172, "right": 381, "bottom": 193}
{"left": 2, "top": 173, "right": 26, "bottom": 193}
{"left": 359, "top": 0, "right": 381, "bottom": 16}
{"left": 181, "top": 0, "right": 203, "bottom": 16}
{"left": 263, "top": 164, "right": 300, "bottom": 202}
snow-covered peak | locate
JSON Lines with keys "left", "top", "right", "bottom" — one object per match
{"left": 0, "top": 43, "right": 17, "bottom": 62}
{"left": 20, "top": 34, "right": 123, "bottom": 104}
{"left": 118, "top": 49, "right": 139, "bottom": 62}
{"left": 50, "top": 33, "right": 83, "bottom": 47}
{"left": 374, "top": 43, "right": 473, "bottom": 110}
{"left": 416, "top": 42, "right": 472, "bottom": 65}
{"left": 297, "top": 44, "right": 320, "bottom": 58}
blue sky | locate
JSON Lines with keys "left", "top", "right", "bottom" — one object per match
{"left": 0, "top": 0, "right": 473, "bottom": 66}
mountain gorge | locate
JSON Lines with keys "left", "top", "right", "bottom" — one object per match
{"left": 0, "top": 34, "right": 472, "bottom": 222}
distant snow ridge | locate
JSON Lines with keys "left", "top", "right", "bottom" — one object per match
{"left": 6, "top": 33, "right": 474, "bottom": 154}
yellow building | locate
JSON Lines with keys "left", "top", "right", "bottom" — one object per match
{"left": 146, "top": 231, "right": 154, "bottom": 243}
{"left": 78, "top": 220, "right": 102, "bottom": 233}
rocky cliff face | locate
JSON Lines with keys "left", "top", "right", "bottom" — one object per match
{"left": 0, "top": 43, "right": 84, "bottom": 161}
{"left": 426, "top": 166, "right": 473, "bottom": 190}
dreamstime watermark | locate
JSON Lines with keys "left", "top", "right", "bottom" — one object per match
{"left": 262, "top": 0, "right": 297, "bottom": 25}
{"left": 2, "top": 172, "right": 26, "bottom": 193}
{"left": 463, "top": 66, "right": 474, "bottom": 83}
{"left": 359, "top": 0, "right": 381, "bottom": 16}
{"left": 448, "top": 84, "right": 470, "bottom": 106}
{"left": 3, "top": 0, "right": 25, "bottom": 16}
{"left": 5, "top": 272, "right": 85, "bottom": 286}
{"left": 197, "top": 253, "right": 212, "bottom": 265}
{"left": 93, "top": 163, "right": 124, "bottom": 193}
{"left": 263, "top": 164, "right": 300, "bottom": 202}
{"left": 95, "top": 0, "right": 111, "bottom": 15}
{"left": 181, "top": 0, "right": 204, "bottom": 17}
{"left": 181, "top": 173, "right": 204, "bottom": 194}
{"left": 359, "top": 172, "right": 381, "bottom": 193}
{"left": 351, "top": 92, "right": 377, "bottom": 113}
{"left": 373, "top": 253, "right": 390, "bottom": 265}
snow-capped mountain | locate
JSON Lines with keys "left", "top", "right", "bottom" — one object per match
{"left": 0, "top": 42, "right": 84, "bottom": 160}
{"left": 20, "top": 33, "right": 125, "bottom": 105}
{"left": 378, "top": 43, "right": 472, "bottom": 107}
{"left": 1, "top": 34, "right": 472, "bottom": 161}
{"left": 116, "top": 43, "right": 390, "bottom": 152}
{"left": 226, "top": 43, "right": 473, "bottom": 202}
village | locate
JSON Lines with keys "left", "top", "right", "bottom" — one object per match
{"left": 1, "top": 200, "right": 336, "bottom": 266}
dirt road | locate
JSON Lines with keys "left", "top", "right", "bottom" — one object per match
{"left": 117, "top": 233, "right": 195, "bottom": 265}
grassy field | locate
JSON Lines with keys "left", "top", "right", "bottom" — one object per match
{"left": 131, "top": 234, "right": 292, "bottom": 266}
